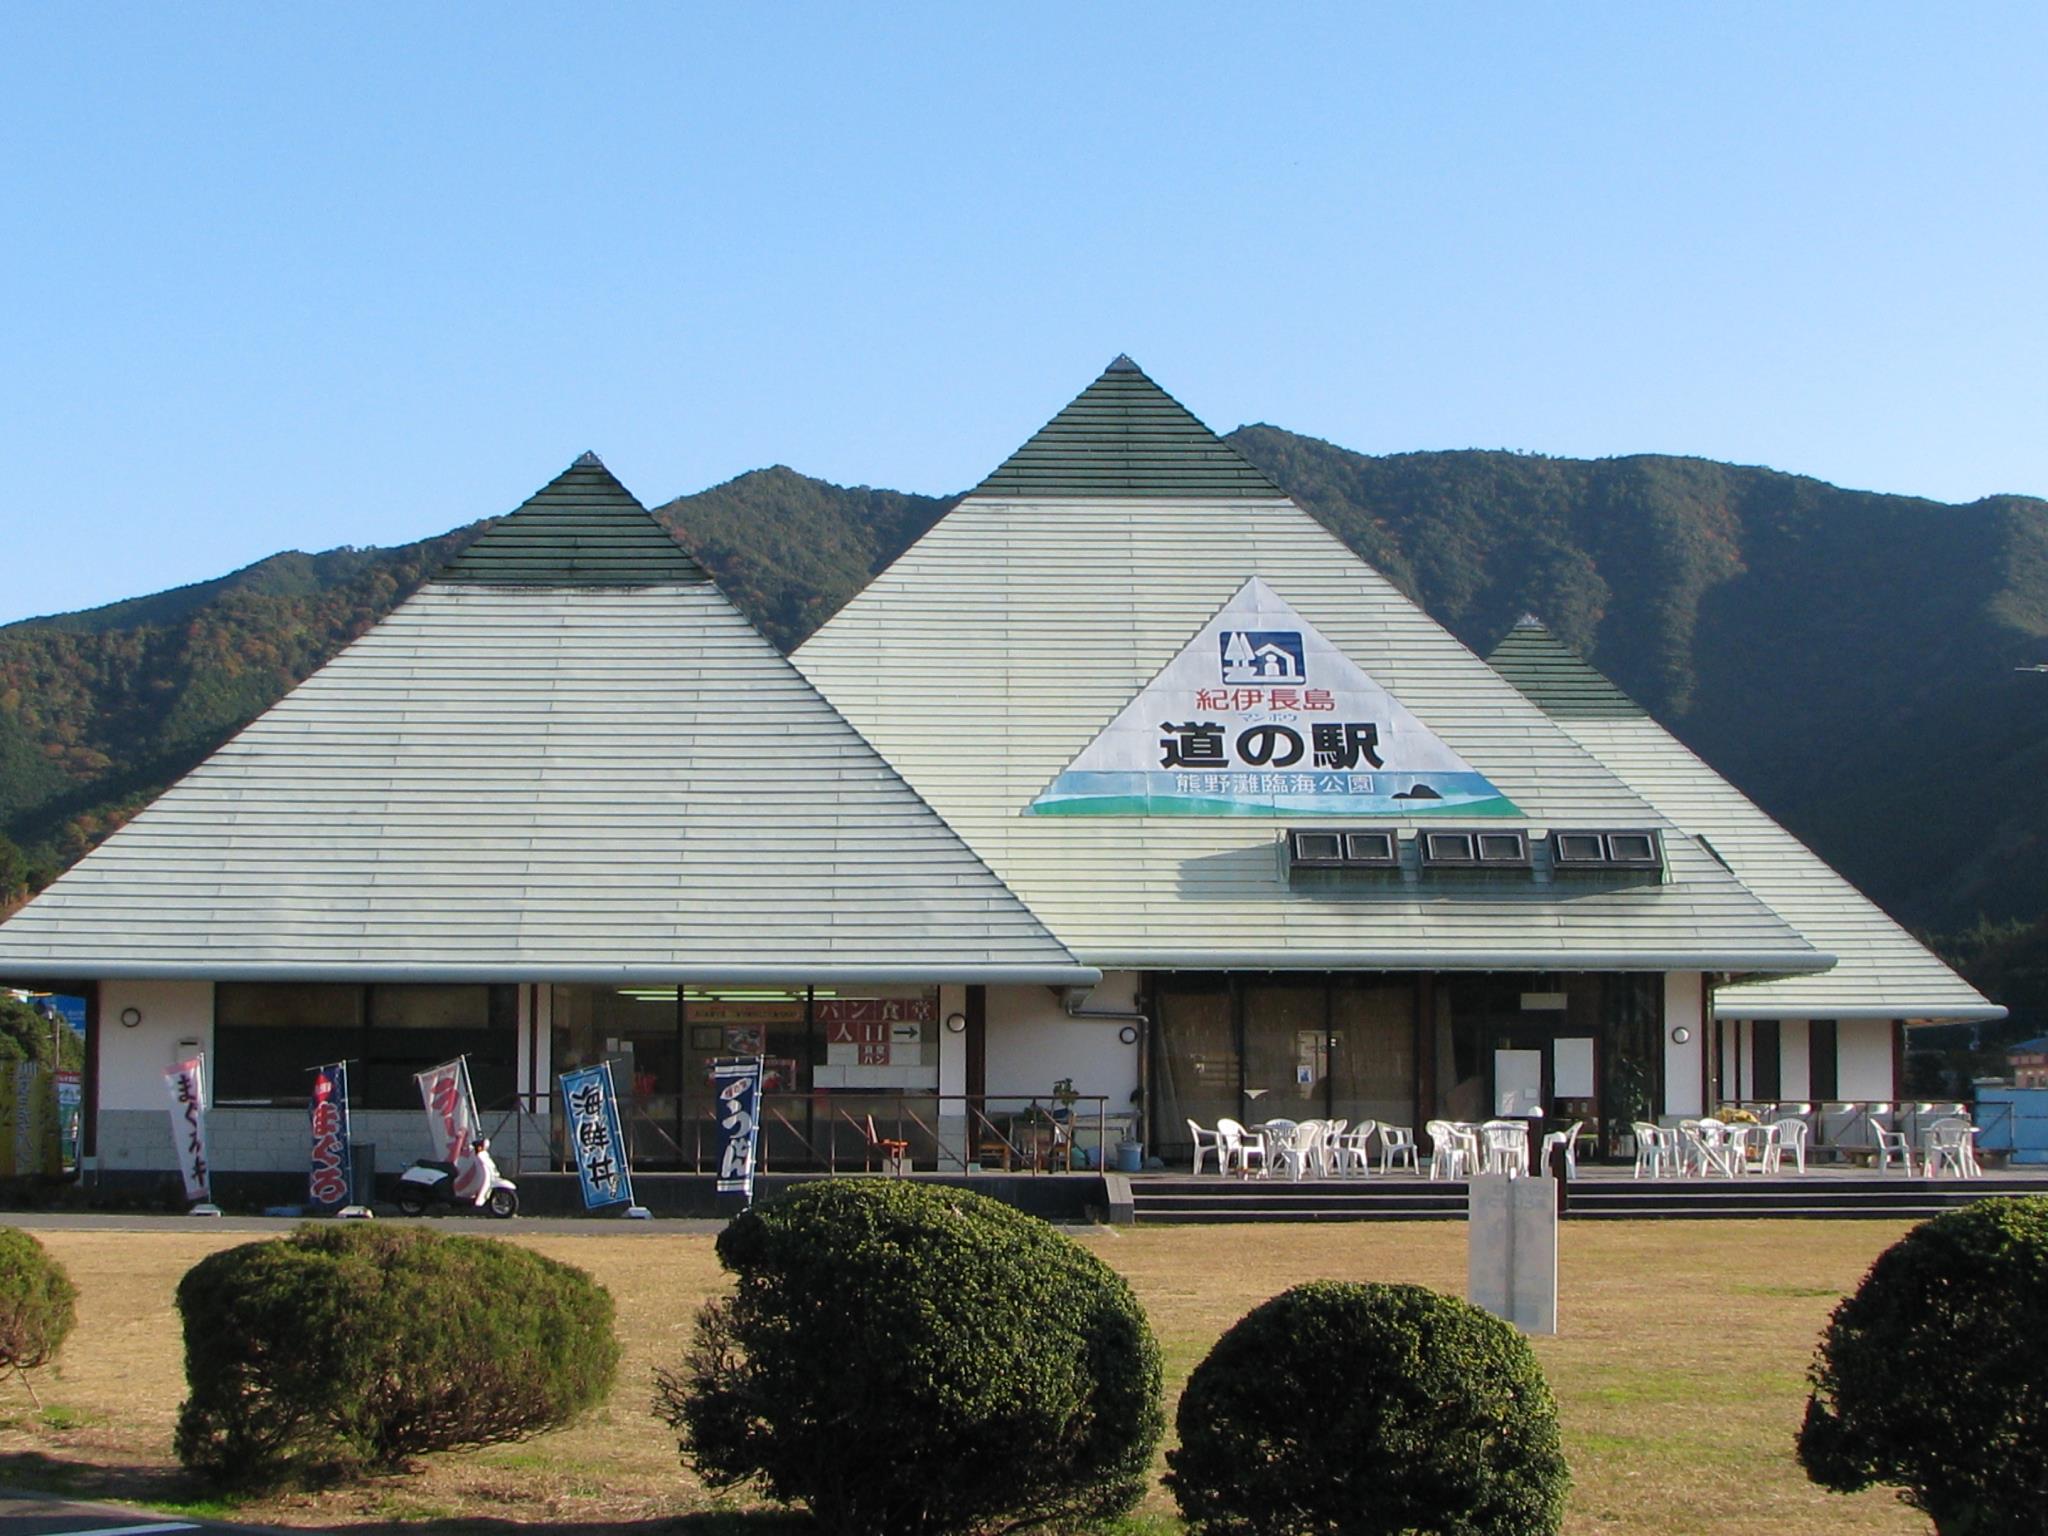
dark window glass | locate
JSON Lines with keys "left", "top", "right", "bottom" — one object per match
{"left": 1345, "top": 831, "right": 1396, "bottom": 863}
{"left": 1292, "top": 832, "right": 1342, "bottom": 862}
{"left": 1424, "top": 832, "right": 1475, "bottom": 863}
{"left": 215, "top": 982, "right": 513, "bottom": 1109}
{"left": 1752, "top": 1019, "right": 1782, "bottom": 1101}
{"left": 1809, "top": 1019, "right": 1839, "bottom": 1101}
{"left": 1476, "top": 832, "right": 1527, "bottom": 864}
{"left": 1554, "top": 832, "right": 1606, "bottom": 863}
{"left": 1607, "top": 832, "right": 1658, "bottom": 864}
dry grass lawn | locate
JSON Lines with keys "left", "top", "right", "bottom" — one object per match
{"left": 0, "top": 1218, "right": 1932, "bottom": 1534}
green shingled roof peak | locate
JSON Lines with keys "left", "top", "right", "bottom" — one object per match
{"left": 438, "top": 455, "right": 708, "bottom": 587}
{"left": 973, "top": 357, "right": 1283, "bottom": 499}
{"left": 1486, "top": 617, "right": 1648, "bottom": 720}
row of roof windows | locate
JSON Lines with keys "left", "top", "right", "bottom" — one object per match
{"left": 1285, "top": 827, "right": 1664, "bottom": 877}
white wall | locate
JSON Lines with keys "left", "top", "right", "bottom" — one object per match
{"left": 1838, "top": 1019, "right": 1895, "bottom": 1100}
{"left": 1780, "top": 1019, "right": 1811, "bottom": 1101}
{"left": 1663, "top": 972, "right": 1705, "bottom": 1117}
{"left": 98, "top": 979, "right": 214, "bottom": 1110}
{"left": 985, "top": 972, "right": 1141, "bottom": 1117}
{"left": 935, "top": 983, "right": 967, "bottom": 1111}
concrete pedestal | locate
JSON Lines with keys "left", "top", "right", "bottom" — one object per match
{"left": 1467, "top": 1173, "right": 1558, "bottom": 1335}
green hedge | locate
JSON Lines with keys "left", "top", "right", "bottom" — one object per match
{"left": 1800, "top": 1196, "right": 2048, "bottom": 1536}
{"left": 657, "top": 1178, "right": 1164, "bottom": 1535}
{"left": 1168, "top": 1281, "right": 1568, "bottom": 1536}
{"left": 175, "top": 1223, "right": 617, "bottom": 1484}
{"left": 0, "top": 1227, "right": 75, "bottom": 1374}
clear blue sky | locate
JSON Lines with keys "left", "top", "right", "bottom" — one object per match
{"left": 4, "top": 4, "right": 2045, "bottom": 625}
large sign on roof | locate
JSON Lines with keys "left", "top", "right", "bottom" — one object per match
{"left": 1028, "top": 577, "right": 1519, "bottom": 817}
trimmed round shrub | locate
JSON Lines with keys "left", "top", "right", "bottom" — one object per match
{"left": 175, "top": 1222, "right": 617, "bottom": 1485}
{"left": 656, "top": 1178, "right": 1164, "bottom": 1535}
{"left": 1167, "top": 1281, "right": 1568, "bottom": 1536}
{"left": 0, "top": 1226, "right": 76, "bottom": 1373}
{"left": 1799, "top": 1195, "right": 2048, "bottom": 1535}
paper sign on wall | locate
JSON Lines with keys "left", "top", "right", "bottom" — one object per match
{"left": 1028, "top": 577, "right": 1518, "bottom": 817}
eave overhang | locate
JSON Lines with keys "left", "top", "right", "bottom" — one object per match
{"left": 0, "top": 960, "right": 1103, "bottom": 988}
{"left": 1078, "top": 948, "right": 1836, "bottom": 975}
{"left": 1718, "top": 1001, "right": 2011, "bottom": 1024}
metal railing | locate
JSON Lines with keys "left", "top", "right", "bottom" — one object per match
{"left": 478, "top": 1090, "right": 1126, "bottom": 1176}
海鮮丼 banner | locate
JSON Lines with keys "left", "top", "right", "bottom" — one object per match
{"left": 1029, "top": 576, "right": 1518, "bottom": 817}
{"left": 559, "top": 1062, "right": 633, "bottom": 1210}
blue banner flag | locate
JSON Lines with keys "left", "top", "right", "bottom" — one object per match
{"left": 712, "top": 1057, "right": 764, "bottom": 1202}
{"left": 308, "top": 1062, "right": 354, "bottom": 1210}
{"left": 560, "top": 1062, "right": 633, "bottom": 1210}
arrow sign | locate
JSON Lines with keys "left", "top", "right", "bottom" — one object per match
{"left": 890, "top": 1023, "right": 921, "bottom": 1044}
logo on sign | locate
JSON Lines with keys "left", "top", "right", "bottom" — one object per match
{"left": 1220, "top": 630, "right": 1305, "bottom": 685}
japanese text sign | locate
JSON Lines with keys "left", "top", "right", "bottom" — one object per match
{"left": 559, "top": 1062, "right": 633, "bottom": 1210}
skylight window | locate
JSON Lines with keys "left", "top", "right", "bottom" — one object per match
{"left": 1344, "top": 831, "right": 1399, "bottom": 866}
{"left": 1548, "top": 830, "right": 1664, "bottom": 872}
{"left": 1289, "top": 831, "right": 1345, "bottom": 866}
{"left": 1420, "top": 832, "right": 1477, "bottom": 866}
{"left": 1553, "top": 832, "right": 1607, "bottom": 865}
{"left": 1286, "top": 828, "right": 1403, "bottom": 872}
{"left": 1476, "top": 831, "right": 1531, "bottom": 866}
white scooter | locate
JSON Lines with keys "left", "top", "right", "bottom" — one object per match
{"left": 395, "top": 1137, "right": 519, "bottom": 1218}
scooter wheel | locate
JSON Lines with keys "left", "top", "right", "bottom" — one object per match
{"left": 487, "top": 1188, "right": 519, "bottom": 1219}
{"left": 396, "top": 1195, "right": 428, "bottom": 1217}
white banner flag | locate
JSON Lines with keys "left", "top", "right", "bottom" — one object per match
{"left": 163, "top": 1055, "right": 212, "bottom": 1204}
{"left": 415, "top": 1057, "right": 486, "bottom": 1202}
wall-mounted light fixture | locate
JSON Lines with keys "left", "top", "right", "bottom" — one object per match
{"left": 1118, "top": 1025, "right": 1139, "bottom": 1045}
{"left": 1670, "top": 1025, "right": 1692, "bottom": 1045}
{"left": 120, "top": 1007, "right": 142, "bottom": 1029}
{"left": 944, "top": 1012, "right": 967, "bottom": 1035}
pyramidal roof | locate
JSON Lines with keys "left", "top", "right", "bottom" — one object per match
{"left": 439, "top": 452, "right": 709, "bottom": 585}
{"left": 796, "top": 362, "right": 1824, "bottom": 974}
{"left": 1487, "top": 618, "right": 2001, "bottom": 1022}
{"left": 0, "top": 459, "right": 1091, "bottom": 985}
{"left": 973, "top": 355, "right": 1284, "bottom": 499}
{"left": 1488, "top": 615, "right": 1645, "bottom": 719}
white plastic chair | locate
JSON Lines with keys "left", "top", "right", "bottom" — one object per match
{"left": 1378, "top": 1124, "right": 1419, "bottom": 1175}
{"left": 1750, "top": 1122, "right": 1783, "bottom": 1174}
{"left": 1319, "top": 1119, "right": 1348, "bottom": 1176}
{"left": 1924, "top": 1118, "right": 1980, "bottom": 1179}
{"left": 1480, "top": 1119, "right": 1531, "bottom": 1178}
{"left": 1273, "top": 1121, "right": 1325, "bottom": 1182}
{"left": 1426, "top": 1120, "right": 1471, "bottom": 1180}
{"left": 1331, "top": 1120, "right": 1377, "bottom": 1176}
{"left": 1216, "top": 1118, "right": 1267, "bottom": 1178}
{"left": 1772, "top": 1117, "right": 1810, "bottom": 1173}
{"left": 1869, "top": 1112, "right": 1914, "bottom": 1175}
{"left": 1539, "top": 1120, "right": 1584, "bottom": 1180}
{"left": 1186, "top": 1119, "right": 1226, "bottom": 1176}
{"left": 1631, "top": 1121, "right": 1675, "bottom": 1179}
{"left": 1684, "top": 1120, "right": 1738, "bottom": 1178}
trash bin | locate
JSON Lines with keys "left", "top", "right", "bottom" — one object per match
{"left": 352, "top": 1142, "right": 376, "bottom": 1205}
{"left": 1115, "top": 1140, "right": 1143, "bottom": 1174}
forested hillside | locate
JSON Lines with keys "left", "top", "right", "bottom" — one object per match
{"left": 5, "top": 436, "right": 2046, "bottom": 993}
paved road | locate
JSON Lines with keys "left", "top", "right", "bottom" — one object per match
{"left": 0, "top": 1493, "right": 270, "bottom": 1536}
{"left": 0, "top": 1211, "right": 727, "bottom": 1235}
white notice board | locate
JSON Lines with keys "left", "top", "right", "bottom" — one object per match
{"left": 1495, "top": 1049, "right": 1543, "bottom": 1117}
{"left": 1553, "top": 1037, "right": 1595, "bottom": 1099}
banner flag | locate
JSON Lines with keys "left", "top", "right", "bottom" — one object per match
{"left": 712, "top": 1057, "right": 764, "bottom": 1201}
{"left": 164, "top": 1054, "right": 213, "bottom": 1204}
{"left": 308, "top": 1062, "right": 355, "bottom": 1210}
{"left": 559, "top": 1062, "right": 633, "bottom": 1210}
{"left": 415, "top": 1057, "right": 486, "bottom": 1203}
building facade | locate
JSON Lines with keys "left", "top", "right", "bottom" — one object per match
{"left": 0, "top": 363, "right": 2003, "bottom": 1182}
